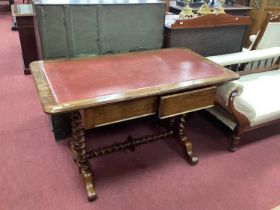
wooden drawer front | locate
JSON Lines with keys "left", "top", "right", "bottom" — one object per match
{"left": 159, "top": 86, "right": 216, "bottom": 119}
{"left": 83, "top": 97, "right": 157, "bottom": 129}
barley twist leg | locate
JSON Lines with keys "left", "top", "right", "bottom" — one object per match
{"left": 70, "top": 111, "right": 97, "bottom": 202}
{"left": 172, "top": 114, "right": 199, "bottom": 165}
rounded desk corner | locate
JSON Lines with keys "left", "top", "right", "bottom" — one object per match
{"left": 43, "top": 107, "right": 53, "bottom": 115}
{"left": 43, "top": 106, "right": 59, "bottom": 115}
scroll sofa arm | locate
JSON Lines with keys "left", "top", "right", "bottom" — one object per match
{"left": 215, "top": 81, "right": 243, "bottom": 109}
{"left": 215, "top": 81, "right": 251, "bottom": 132}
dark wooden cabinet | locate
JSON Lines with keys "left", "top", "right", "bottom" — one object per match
{"left": 12, "top": 4, "right": 38, "bottom": 74}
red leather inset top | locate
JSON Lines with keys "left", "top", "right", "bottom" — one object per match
{"left": 42, "top": 49, "right": 226, "bottom": 103}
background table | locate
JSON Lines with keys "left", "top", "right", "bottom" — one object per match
{"left": 11, "top": 4, "right": 38, "bottom": 74}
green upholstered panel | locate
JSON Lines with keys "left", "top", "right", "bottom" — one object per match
{"left": 35, "top": 3, "right": 165, "bottom": 59}
{"left": 98, "top": 4, "right": 165, "bottom": 54}
{"left": 65, "top": 6, "right": 99, "bottom": 56}
{"left": 36, "top": 6, "right": 69, "bottom": 59}
{"left": 36, "top": 5, "right": 99, "bottom": 59}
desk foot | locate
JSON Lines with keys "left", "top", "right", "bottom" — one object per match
{"left": 70, "top": 111, "right": 97, "bottom": 202}
{"left": 172, "top": 114, "right": 199, "bottom": 165}
{"left": 83, "top": 171, "right": 97, "bottom": 202}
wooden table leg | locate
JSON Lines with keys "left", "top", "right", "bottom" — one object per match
{"left": 70, "top": 111, "right": 97, "bottom": 202}
{"left": 172, "top": 114, "right": 199, "bottom": 165}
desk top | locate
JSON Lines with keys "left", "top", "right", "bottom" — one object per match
{"left": 31, "top": 48, "right": 238, "bottom": 114}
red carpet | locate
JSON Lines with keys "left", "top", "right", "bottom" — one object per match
{"left": 1, "top": 7, "right": 280, "bottom": 210}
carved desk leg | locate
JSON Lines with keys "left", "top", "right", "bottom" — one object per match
{"left": 172, "top": 114, "right": 199, "bottom": 165}
{"left": 70, "top": 111, "right": 97, "bottom": 202}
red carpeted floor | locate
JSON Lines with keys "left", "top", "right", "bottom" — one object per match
{"left": 1, "top": 6, "right": 280, "bottom": 210}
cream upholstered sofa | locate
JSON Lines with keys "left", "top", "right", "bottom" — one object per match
{"left": 206, "top": 47, "right": 280, "bottom": 151}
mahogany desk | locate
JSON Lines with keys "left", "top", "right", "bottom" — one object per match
{"left": 30, "top": 48, "right": 238, "bottom": 202}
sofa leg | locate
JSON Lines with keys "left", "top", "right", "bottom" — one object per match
{"left": 229, "top": 135, "right": 240, "bottom": 152}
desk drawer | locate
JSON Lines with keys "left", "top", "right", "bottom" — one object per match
{"left": 82, "top": 97, "right": 157, "bottom": 129}
{"left": 159, "top": 86, "right": 216, "bottom": 119}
